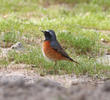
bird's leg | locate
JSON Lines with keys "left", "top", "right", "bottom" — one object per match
{"left": 54, "top": 61, "right": 57, "bottom": 74}
{"left": 54, "top": 61, "right": 57, "bottom": 66}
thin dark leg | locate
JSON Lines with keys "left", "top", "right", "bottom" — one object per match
{"left": 54, "top": 61, "right": 57, "bottom": 66}
{"left": 54, "top": 61, "right": 57, "bottom": 74}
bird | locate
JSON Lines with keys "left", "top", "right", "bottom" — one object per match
{"left": 42, "top": 30, "right": 79, "bottom": 66}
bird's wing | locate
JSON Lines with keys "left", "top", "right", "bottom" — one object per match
{"left": 50, "top": 40, "right": 71, "bottom": 59}
{"left": 50, "top": 40, "right": 79, "bottom": 64}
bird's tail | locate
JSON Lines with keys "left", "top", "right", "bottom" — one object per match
{"left": 68, "top": 57, "right": 80, "bottom": 65}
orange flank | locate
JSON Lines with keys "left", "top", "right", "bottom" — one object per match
{"left": 43, "top": 40, "right": 67, "bottom": 61}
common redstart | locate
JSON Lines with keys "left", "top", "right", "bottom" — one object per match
{"left": 42, "top": 30, "right": 79, "bottom": 65}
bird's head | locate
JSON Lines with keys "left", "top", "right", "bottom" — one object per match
{"left": 41, "top": 30, "right": 56, "bottom": 41}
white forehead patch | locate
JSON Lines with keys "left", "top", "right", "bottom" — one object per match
{"left": 46, "top": 30, "right": 50, "bottom": 33}
{"left": 46, "top": 30, "right": 52, "bottom": 35}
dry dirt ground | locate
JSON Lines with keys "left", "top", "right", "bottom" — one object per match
{"left": 0, "top": 64, "right": 110, "bottom": 100}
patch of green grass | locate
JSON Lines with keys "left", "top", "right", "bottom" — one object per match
{"left": 7, "top": 47, "right": 110, "bottom": 76}
{"left": 92, "top": 0, "right": 110, "bottom": 7}
{"left": 7, "top": 47, "right": 54, "bottom": 73}
{"left": 74, "top": 12, "right": 110, "bottom": 30}
{"left": 0, "top": 58, "right": 9, "bottom": 66}
{"left": 0, "top": 31, "right": 18, "bottom": 43}
{"left": 58, "top": 30, "right": 100, "bottom": 54}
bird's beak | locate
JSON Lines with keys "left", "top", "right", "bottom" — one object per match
{"left": 41, "top": 30, "right": 45, "bottom": 33}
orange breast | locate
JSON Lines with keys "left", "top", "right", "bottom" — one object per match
{"left": 43, "top": 40, "right": 66, "bottom": 61}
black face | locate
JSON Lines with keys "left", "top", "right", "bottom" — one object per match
{"left": 42, "top": 30, "right": 56, "bottom": 41}
{"left": 43, "top": 31, "right": 52, "bottom": 40}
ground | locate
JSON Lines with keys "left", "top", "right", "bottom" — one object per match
{"left": 0, "top": 65, "right": 110, "bottom": 100}
{"left": 0, "top": 0, "right": 110, "bottom": 99}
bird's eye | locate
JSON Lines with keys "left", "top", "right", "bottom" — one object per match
{"left": 45, "top": 32, "right": 52, "bottom": 38}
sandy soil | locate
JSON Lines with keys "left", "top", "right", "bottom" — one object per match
{"left": 0, "top": 64, "right": 110, "bottom": 100}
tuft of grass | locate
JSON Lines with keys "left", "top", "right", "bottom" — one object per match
{"left": 0, "top": 58, "right": 9, "bottom": 66}
{"left": 0, "top": 31, "right": 18, "bottom": 43}
{"left": 58, "top": 30, "right": 100, "bottom": 54}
